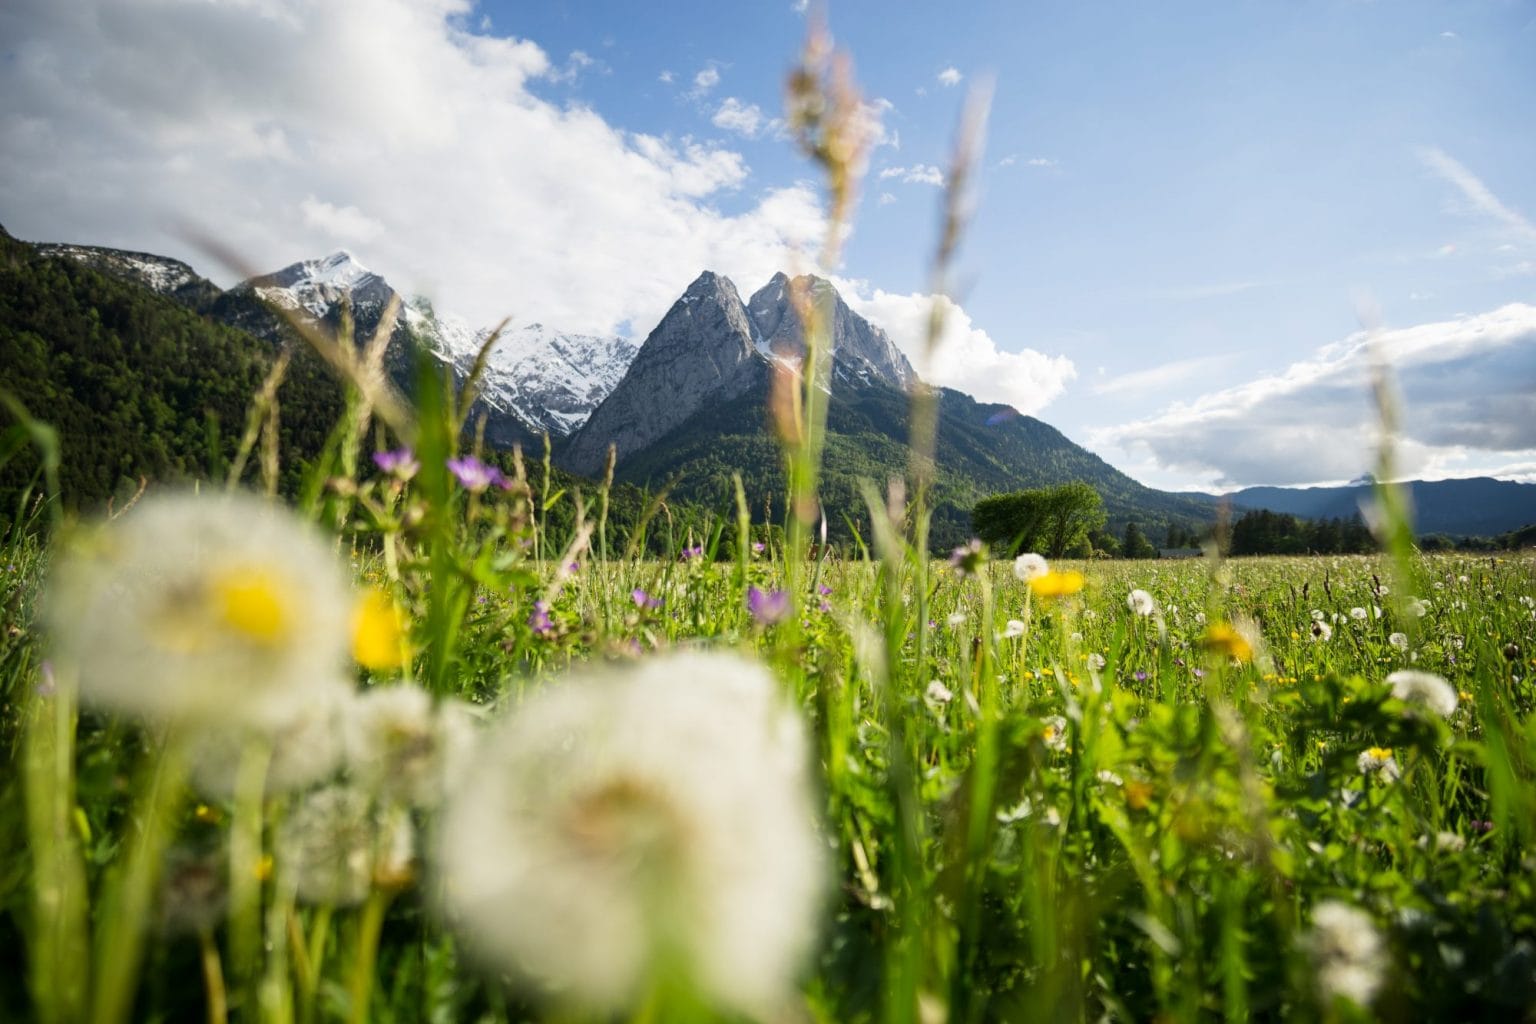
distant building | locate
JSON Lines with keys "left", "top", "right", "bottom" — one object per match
{"left": 1158, "top": 547, "right": 1203, "bottom": 560}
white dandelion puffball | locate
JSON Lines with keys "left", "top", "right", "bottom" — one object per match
{"left": 1013, "top": 553, "right": 1049, "bottom": 582}
{"left": 344, "top": 684, "right": 481, "bottom": 809}
{"left": 1386, "top": 670, "right": 1458, "bottom": 718}
{"left": 1387, "top": 632, "right": 1409, "bottom": 652}
{"left": 280, "top": 784, "right": 400, "bottom": 907}
{"left": 46, "top": 491, "right": 353, "bottom": 726}
{"left": 1087, "top": 652, "right": 1107, "bottom": 672}
{"left": 1306, "top": 901, "right": 1387, "bottom": 1008}
{"left": 188, "top": 680, "right": 353, "bottom": 800}
{"left": 999, "top": 618, "right": 1026, "bottom": 639}
{"left": 1126, "top": 589, "right": 1155, "bottom": 616}
{"left": 1356, "top": 748, "right": 1401, "bottom": 782}
{"left": 436, "top": 652, "right": 826, "bottom": 1016}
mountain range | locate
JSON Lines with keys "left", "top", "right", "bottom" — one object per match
{"left": 6, "top": 224, "right": 1534, "bottom": 546}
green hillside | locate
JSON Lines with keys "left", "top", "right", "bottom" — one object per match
{"left": 0, "top": 227, "right": 347, "bottom": 516}
{"left": 608, "top": 376, "right": 1217, "bottom": 551}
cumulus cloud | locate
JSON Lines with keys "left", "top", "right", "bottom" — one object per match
{"left": 0, "top": 0, "right": 827, "bottom": 336}
{"left": 937, "top": 67, "right": 962, "bottom": 87}
{"left": 878, "top": 164, "right": 944, "bottom": 186}
{"left": 841, "top": 285, "right": 1077, "bottom": 415}
{"left": 712, "top": 97, "right": 774, "bottom": 139}
{"left": 1092, "top": 304, "right": 1536, "bottom": 486}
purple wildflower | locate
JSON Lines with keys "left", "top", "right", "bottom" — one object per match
{"left": 631, "top": 588, "right": 662, "bottom": 610}
{"left": 752, "top": 542, "right": 766, "bottom": 554}
{"left": 447, "top": 456, "right": 505, "bottom": 492}
{"left": 747, "top": 586, "right": 790, "bottom": 626}
{"left": 818, "top": 584, "right": 833, "bottom": 596}
{"left": 1134, "top": 671, "right": 1148, "bottom": 682}
{"left": 949, "top": 538, "right": 987, "bottom": 577}
{"left": 679, "top": 545, "right": 705, "bottom": 562}
{"left": 819, "top": 601, "right": 832, "bottom": 613}
{"left": 372, "top": 448, "right": 419, "bottom": 479}
{"left": 527, "top": 600, "right": 553, "bottom": 636}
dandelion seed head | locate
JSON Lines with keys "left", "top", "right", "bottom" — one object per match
{"left": 1012, "top": 553, "right": 1048, "bottom": 582}
{"left": 436, "top": 652, "right": 825, "bottom": 1016}
{"left": 1127, "top": 589, "right": 1155, "bottom": 616}
{"left": 1386, "top": 669, "right": 1457, "bottom": 717}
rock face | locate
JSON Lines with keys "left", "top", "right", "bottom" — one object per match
{"left": 456, "top": 323, "right": 639, "bottom": 439}
{"left": 562, "top": 270, "right": 917, "bottom": 476}
{"left": 561, "top": 271, "right": 767, "bottom": 476}
{"left": 746, "top": 272, "right": 915, "bottom": 389}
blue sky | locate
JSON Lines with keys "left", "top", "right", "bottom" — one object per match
{"left": 3, "top": 0, "right": 1533, "bottom": 490}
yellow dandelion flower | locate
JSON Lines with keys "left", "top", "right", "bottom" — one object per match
{"left": 1029, "top": 570, "right": 1085, "bottom": 599}
{"left": 1200, "top": 622, "right": 1255, "bottom": 663}
{"left": 352, "top": 589, "right": 410, "bottom": 670}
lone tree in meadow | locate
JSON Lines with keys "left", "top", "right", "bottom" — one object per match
{"left": 972, "top": 481, "right": 1106, "bottom": 558}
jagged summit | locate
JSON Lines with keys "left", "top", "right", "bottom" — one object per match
{"left": 560, "top": 270, "right": 918, "bottom": 476}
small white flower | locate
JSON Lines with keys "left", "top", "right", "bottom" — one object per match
{"left": 1356, "top": 747, "right": 1401, "bottom": 782}
{"left": 998, "top": 619, "right": 1026, "bottom": 639}
{"left": 1069, "top": 631, "right": 1083, "bottom": 643}
{"left": 1387, "top": 632, "right": 1409, "bottom": 651}
{"left": 1408, "top": 598, "right": 1430, "bottom": 618}
{"left": 1096, "top": 769, "right": 1123, "bottom": 786}
{"left": 1012, "top": 553, "right": 1049, "bottom": 582}
{"left": 1310, "top": 609, "right": 1326, "bottom": 622}
{"left": 1305, "top": 901, "right": 1386, "bottom": 1008}
{"left": 1086, "top": 652, "right": 1107, "bottom": 672}
{"left": 1127, "top": 589, "right": 1156, "bottom": 616}
{"left": 1041, "top": 715, "right": 1068, "bottom": 751}
{"left": 1350, "top": 607, "right": 1368, "bottom": 621}
{"left": 1311, "top": 621, "right": 1333, "bottom": 643}
{"left": 925, "top": 680, "right": 955, "bottom": 706}
{"left": 946, "top": 611, "right": 967, "bottom": 627}
{"left": 1194, "top": 611, "right": 1207, "bottom": 626}
{"left": 1386, "top": 670, "right": 1457, "bottom": 717}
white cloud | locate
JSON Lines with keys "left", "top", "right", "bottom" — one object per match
{"left": 791, "top": 0, "right": 809, "bottom": 12}
{"left": 299, "top": 196, "right": 384, "bottom": 244}
{"left": 546, "top": 49, "right": 599, "bottom": 84}
{"left": 658, "top": 69, "right": 675, "bottom": 84}
{"left": 1419, "top": 146, "right": 1536, "bottom": 244}
{"left": 937, "top": 67, "right": 962, "bottom": 87}
{"left": 877, "top": 192, "right": 896, "bottom": 206}
{"left": 712, "top": 97, "right": 773, "bottom": 139}
{"left": 878, "top": 164, "right": 944, "bottom": 186}
{"left": 0, "top": 1, "right": 830, "bottom": 337}
{"left": 1092, "top": 304, "right": 1536, "bottom": 486}
{"left": 840, "top": 285, "right": 1077, "bottom": 415}
{"left": 693, "top": 65, "right": 721, "bottom": 94}
{"left": 1025, "top": 156, "right": 1057, "bottom": 168}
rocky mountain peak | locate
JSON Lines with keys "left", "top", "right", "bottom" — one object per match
{"left": 745, "top": 272, "right": 915, "bottom": 390}
{"left": 560, "top": 271, "right": 764, "bottom": 475}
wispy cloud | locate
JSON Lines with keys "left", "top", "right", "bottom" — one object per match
{"left": 1091, "top": 354, "right": 1235, "bottom": 396}
{"left": 878, "top": 163, "right": 944, "bottom": 186}
{"left": 937, "top": 67, "right": 962, "bottom": 87}
{"left": 1419, "top": 146, "right": 1536, "bottom": 244}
